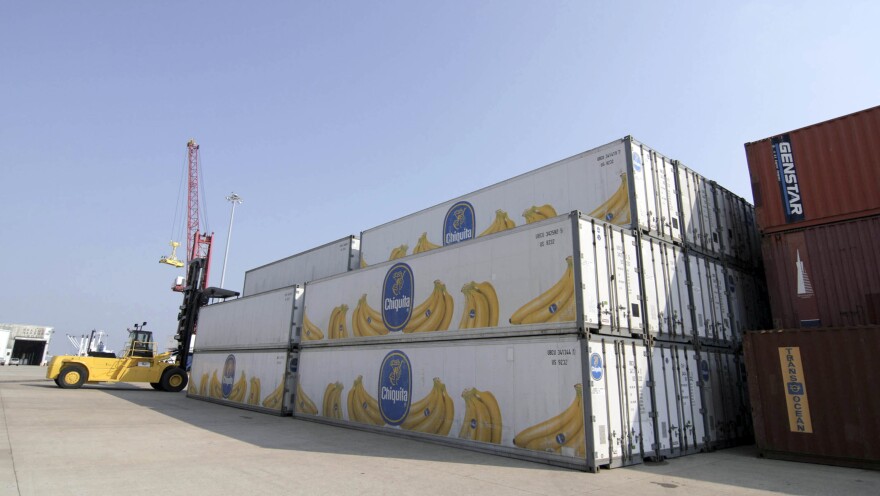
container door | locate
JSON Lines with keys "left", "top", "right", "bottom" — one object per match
{"left": 678, "top": 345, "right": 705, "bottom": 453}
{"left": 588, "top": 339, "right": 614, "bottom": 468}
{"left": 629, "top": 142, "right": 657, "bottom": 235}
{"left": 592, "top": 222, "right": 613, "bottom": 329}
{"left": 677, "top": 166, "right": 698, "bottom": 250}
{"left": 608, "top": 229, "right": 629, "bottom": 334}
{"left": 650, "top": 344, "right": 679, "bottom": 458}
{"left": 631, "top": 342, "right": 656, "bottom": 462}
{"left": 578, "top": 219, "right": 601, "bottom": 329}
{"left": 642, "top": 238, "right": 665, "bottom": 338}
{"left": 695, "top": 350, "right": 718, "bottom": 447}
{"left": 660, "top": 155, "right": 683, "bottom": 242}
{"left": 624, "top": 232, "right": 643, "bottom": 333}
{"left": 673, "top": 246, "right": 694, "bottom": 339}
{"left": 688, "top": 256, "right": 710, "bottom": 340}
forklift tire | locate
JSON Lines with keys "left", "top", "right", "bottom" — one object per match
{"left": 160, "top": 367, "right": 188, "bottom": 392}
{"left": 58, "top": 364, "right": 88, "bottom": 389}
{"left": 149, "top": 382, "right": 163, "bottom": 390}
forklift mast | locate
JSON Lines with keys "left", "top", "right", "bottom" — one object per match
{"left": 175, "top": 257, "right": 239, "bottom": 369}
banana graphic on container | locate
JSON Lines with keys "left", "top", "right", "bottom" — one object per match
{"left": 388, "top": 244, "right": 408, "bottom": 261}
{"left": 413, "top": 232, "right": 441, "bottom": 254}
{"left": 209, "top": 370, "right": 222, "bottom": 399}
{"left": 261, "top": 378, "right": 286, "bottom": 410}
{"left": 322, "top": 381, "right": 344, "bottom": 419}
{"left": 403, "top": 280, "right": 454, "bottom": 333}
{"left": 459, "top": 387, "right": 503, "bottom": 444}
{"left": 513, "top": 384, "right": 585, "bottom": 457}
{"left": 327, "top": 304, "right": 350, "bottom": 340}
{"left": 523, "top": 204, "right": 558, "bottom": 224}
{"left": 459, "top": 281, "right": 500, "bottom": 329}
{"left": 352, "top": 294, "right": 390, "bottom": 337}
{"left": 228, "top": 371, "right": 247, "bottom": 403}
{"left": 302, "top": 312, "right": 324, "bottom": 341}
{"left": 402, "top": 377, "right": 454, "bottom": 436}
{"left": 295, "top": 381, "right": 319, "bottom": 415}
{"left": 346, "top": 375, "right": 384, "bottom": 426}
{"left": 360, "top": 257, "right": 368, "bottom": 269}
{"left": 588, "top": 173, "right": 631, "bottom": 226}
{"left": 509, "top": 256, "right": 575, "bottom": 325}
{"left": 198, "top": 372, "right": 209, "bottom": 396}
{"left": 247, "top": 376, "right": 262, "bottom": 406}
{"left": 479, "top": 209, "right": 516, "bottom": 237}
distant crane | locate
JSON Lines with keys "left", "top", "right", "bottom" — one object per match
{"left": 160, "top": 139, "right": 214, "bottom": 292}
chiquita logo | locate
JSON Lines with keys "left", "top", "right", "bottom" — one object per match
{"left": 378, "top": 350, "right": 412, "bottom": 426}
{"left": 700, "top": 359, "right": 710, "bottom": 383}
{"left": 221, "top": 354, "right": 236, "bottom": 398}
{"left": 382, "top": 263, "right": 414, "bottom": 332}
{"left": 443, "top": 201, "right": 475, "bottom": 246}
{"left": 590, "top": 353, "right": 603, "bottom": 381}
{"left": 632, "top": 151, "right": 643, "bottom": 172}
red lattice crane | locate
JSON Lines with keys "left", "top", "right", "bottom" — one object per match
{"left": 161, "top": 139, "right": 214, "bottom": 292}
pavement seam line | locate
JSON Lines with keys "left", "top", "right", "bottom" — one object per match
{"left": 0, "top": 386, "right": 22, "bottom": 495}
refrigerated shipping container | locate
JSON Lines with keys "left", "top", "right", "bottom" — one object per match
{"left": 242, "top": 236, "right": 360, "bottom": 296}
{"left": 745, "top": 105, "right": 880, "bottom": 234}
{"left": 296, "top": 333, "right": 659, "bottom": 471}
{"left": 189, "top": 349, "right": 297, "bottom": 415}
{"left": 742, "top": 327, "right": 880, "bottom": 469}
{"left": 359, "top": 136, "right": 757, "bottom": 268}
{"left": 195, "top": 286, "right": 304, "bottom": 350}
{"left": 761, "top": 215, "right": 880, "bottom": 329}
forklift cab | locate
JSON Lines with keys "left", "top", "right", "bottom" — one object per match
{"left": 123, "top": 323, "right": 154, "bottom": 358}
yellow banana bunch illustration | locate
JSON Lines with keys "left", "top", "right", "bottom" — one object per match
{"left": 513, "top": 384, "right": 585, "bottom": 457}
{"left": 523, "top": 204, "right": 558, "bottom": 224}
{"left": 352, "top": 294, "right": 389, "bottom": 337}
{"left": 509, "top": 256, "right": 576, "bottom": 325}
{"left": 295, "top": 381, "right": 319, "bottom": 415}
{"left": 261, "top": 378, "right": 286, "bottom": 410}
{"left": 302, "top": 313, "right": 324, "bottom": 341}
{"left": 227, "top": 371, "right": 247, "bottom": 403}
{"left": 388, "top": 244, "right": 408, "bottom": 260}
{"left": 589, "top": 173, "right": 631, "bottom": 226}
{"left": 327, "top": 304, "right": 350, "bottom": 340}
{"left": 347, "top": 375, "right": 384, "bottom": 426}
{"left": 360, "top": 257, "right": 368, "bottom": 269}
{"left": 322, "top": 381, "right": 344, "bottom": 419}
{"left": 459, "top": 388, "right": 503, "bottom": 444}
{"left": 413, "top": 232, "right": 441, "bottom": 254}
{"left": 198, "top": 372, "right": 209, "bottom": 396}
{"left": 403, "top": 280, "right": 454, "bottom": 333}
{"left": 209, "top": 370, "right": 222, "bottom": 399}
{"left": 479, "top": 209, "right": 516, "bottom": 237}
{"left": 402, "top": 377, "right": 454, "bottom": 436}
{"left": 246, "top": 376, "right": 262, "bottom": 406}
{"left": 459, "top": 281, "right": 500, "bottom": 329}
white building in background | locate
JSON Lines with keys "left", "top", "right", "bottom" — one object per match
{"left": 0, "top": 323, "right": 53, "bottom": 365}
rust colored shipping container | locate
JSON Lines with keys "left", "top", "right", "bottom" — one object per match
{"left": 745, "top": 105, "right": 880, "bottom": 234}
{"left": 761, "top": 215, "right": 880, "bottom": 329}
{"left": 742, "top": 327, "right": 880, "bottom": 469}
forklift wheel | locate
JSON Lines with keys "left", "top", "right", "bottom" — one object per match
{"left": 149, "top": 382, "right": 163, "bottom": 390}
{"left": 58, "top": 364, "right": 88, "bottom": 389}
{"left": 160, "top": 367, "right": 188, "bottom": 392}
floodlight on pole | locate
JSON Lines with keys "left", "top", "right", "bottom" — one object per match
{"left": 220, "top": 192, "right": 243, "bottom": 289}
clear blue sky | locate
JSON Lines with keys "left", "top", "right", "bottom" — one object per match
{"left": 2, "top": 1, "right": 878, "bottom": 357}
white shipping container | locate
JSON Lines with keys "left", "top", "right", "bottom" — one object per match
{"left": 650, "top": 342, "right": 708, "bottom": 458}
{"left": 189, "top": 349, "right": 294, "bottom": 414}
{"left": 242, "top": 236, "right": 360, "bottom": 296}
{"left": 296, "top": 334, "right": 656, "bottom": 471}
{"left": 697, "top": 347, "right": 750, "bottom": 449}
{"left": 359, "top": 137, "right": 685, "bottom": 268}
{"left": 196, "top": 286, "right": 303, "bottom": 350}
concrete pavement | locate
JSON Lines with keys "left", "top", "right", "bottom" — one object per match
{"left": 1, "top": 366, "right": 877, "bottom": 495}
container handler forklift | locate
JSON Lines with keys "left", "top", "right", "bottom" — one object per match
{"left": 46, "top": 258, "right": 238, "bottom": 391}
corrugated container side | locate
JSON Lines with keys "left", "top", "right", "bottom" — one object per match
{"left": 743, "top": 327, "right": 880, "bottom": 469}
{"left": 651, "top": 342, "right": 707, "bottom": 457}
{"left": 242, "top": 236, "right": 358, "bottom": 296}
{"left": 761, "top": 215, "right": 880, "bottom": 329}
{"left": 195, "top": 286, "right": 302, "bottom": 350}
{"left": 696, "top": 346, "right": 751, "bottom": 449}
{"left": 189, "top": 349, "right": 295, "bottom": 415}
{"left": 745, "top": 105, "right": 880, "bottom": 233}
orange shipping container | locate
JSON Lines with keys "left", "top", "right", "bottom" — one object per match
{"left": 745, "top": 105, "right": 880, "bottom": 234}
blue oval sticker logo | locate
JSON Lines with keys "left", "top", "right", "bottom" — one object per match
{"left": 443, "top": 201, "right": 475, "bottom": 246}
{"left": 590, "top": 353, "right": 603, "bottom": 381}
{"left": 382, "top": 263, "right": 414, "bottom": 332}
{"left": 221, "top": 354, "right": 236, "bottom": 398}
{"left": 378, "top": 350, "right": 412, "bottom": 426}
{"left": 700, "top": 359, "right": 710, "bottom": 382}
{"left": 632, "top": 151, "right": 643, "bottom": 172}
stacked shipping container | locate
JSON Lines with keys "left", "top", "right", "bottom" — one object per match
{"left": 743, "top": 105, "right": 880, "bottom": 468}
{"left": 290, "top": 136, "right": 766, "bottom": 471}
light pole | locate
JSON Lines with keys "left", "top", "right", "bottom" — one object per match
{"left": 220, "top": 192, "right": 243, "bottom": 289}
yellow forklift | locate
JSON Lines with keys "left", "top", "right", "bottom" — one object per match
{"left": 46, "top": 258, "right": 238, "bottom": 391}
